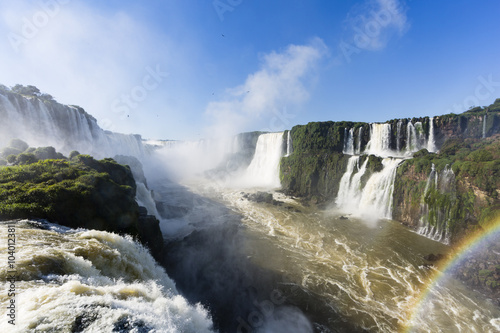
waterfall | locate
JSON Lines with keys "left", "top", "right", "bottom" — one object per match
{"left": 427, "top": 117, "right": 437, "bottom": 153}
{"left": 343, "top": 128, "right": 354, "bottom": 155}
{"left": 365, "top": 123, "right": 392, "bottom": 157}
{"left": 483, "top": 114, "right": 487, "bottom": 139}
{"left": 243, "top": 132, "right": 284, "bottom": 188}
{"left": 336, "top": 157, "right": 401, "bottom": 220}
{"left": 418, "top": 164, "right": 455, "bottom": 244}
{"left": 358, "top": 158, "right": 401, "bottom": 219}
{"left": 405, "top": 121, "right": 428, "bottom": 154}
{"left": 336, "top": 156, "right": 360, "bottom": 207}
{"left": 286, "top": 131, "right": 293, "bottom": 156}
{"left": 0, "top": 91, "right": 145, "bottom": 158}
{"left": 356, "top": 126, "right": 363, "bottom": 155}
{"left": 415, "top": 122, "right": 426, "bottom": 149}
{"left": 396, "top": 120, "right": 402, "bottom": 152}
{"left": 136, "top": 182, "right": 161, "bottom": 219}
{"left": 336, "top": 156, "right": 369, "bottom": 209}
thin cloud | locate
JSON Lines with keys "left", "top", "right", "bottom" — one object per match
{"left": 344, "top": 0, "right": 410, "bottom": 51}
{"left": 205, "top": 38, "right": 327, "bottom": 136}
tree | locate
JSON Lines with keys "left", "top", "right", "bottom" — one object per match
{"left": 8, "top": 138, "right": 29, "bottom": 152}
{"left": 11, "top": 84, "right": 41, "bottom": 97}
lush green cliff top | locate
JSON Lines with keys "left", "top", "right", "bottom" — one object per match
{"left": 0, "top": 141, "right": 163, "bottom": 255}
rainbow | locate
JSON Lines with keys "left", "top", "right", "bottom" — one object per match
{"left": 404, "top": 216, "right": 500, "bottom": 332}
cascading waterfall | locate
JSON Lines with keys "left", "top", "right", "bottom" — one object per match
{"left": 286, "top": 130, "right": 293, "bottom": 156}
{"left": 336, "top": 157, "right": 401, "bottom": 220}
{"left": 0, "top": 91, "right": 145, "bottom": 158}
{"left": 136, "top": 182, "right": 161, "bottom": 219}
{"left": 336, "top": 156, "right": 360, "bottom": 207}
{"left": 396, "top": 120, "right": 402, "bottom": 152}
{"left": 365, "top": 123, "right": 392, "bottom": 157}
{"left": 343, "top": 128, "right": 355, "bottom": 155}
{"left": 356, "top": 126, "right": 363, "bottom": 154}
{"left": 358, "top": 158, "right": 401, "bottom": 219}
{"left": 418, "top": 164, "right": 455, "bottom": 244}
{"left": 415, "top": 122, "right": 425, "bottom": 148}
{"left": 336, "top": 156, "right": 369, "bottom": 210}
{"left": 243, "top": 132, "right": 284, "bottom": 188}
{"left": 483, "top": 114, "right": 487, "bottom": 139}
{"left": 427, "top": 117, "right": 437, "bottom": 153}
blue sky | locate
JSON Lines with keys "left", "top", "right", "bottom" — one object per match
{"left": 0, "top": 0, "right": 499, "bottom": 140}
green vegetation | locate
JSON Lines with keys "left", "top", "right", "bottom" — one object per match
{"left": 280, "top": 122, "right": 383, "bottom": 204}
{"left": 393, "top": 135, "right": 500, "bottom": 241}
{"left": 0, "top": 142, "right": 163, "bottom": 255}
{"left": 0, "top": 156, "right": 137, "bottom": 232}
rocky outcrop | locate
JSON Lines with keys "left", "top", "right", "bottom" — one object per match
{"left": 0, "top": 150, "right": 163, "bottom": 258}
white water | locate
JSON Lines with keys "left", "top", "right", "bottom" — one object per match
{"left": 0, "top": 221, "right": 214, "bottom": 333}
{"left": 483, "top": 114, "right": 487, "bottom": 138}
{"left": 356, "top": 126, "right": 363, "bottom": 154}
{"left": 335, "top": 156, "right": 370, "bottom": 211}
{"left": 242, "top": 132, "right": 284, "bottom": 188}
{"left": 418, "top": 164, "right": 455, "bottom": 244}
{"left": 285, "top": 131, "right": 293, "bottom": 156}
{"left": 151, "top": 135, "right": 242, "bottom": 180}
{"left": 0, "top": 91, "right": 145, "bottom": 158}
{"left": 427, "top": 117, "right": 437, "bottom": 152}
{"left": 136, "top": 182, "right": 161, "bottom": 219}
{"left": 343, "top": 128, "right": 355, "bottom": 155}
{"left": 396, "top": 120, "right": 402, "bottom": 152}
{"left": 358, "top": 158, "right": 401, "bottom": 220}
{"left": 336, "top": 157, "right": 401, "bottom": 221}
{"left": 405, "top": 121, "right": 428, "bottom": 154}
{"left": 365, "top": 123, "right": 392, "bottom": 157}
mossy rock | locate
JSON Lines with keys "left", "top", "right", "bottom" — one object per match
{"left": 0, "top": 155, "right": 163, "bottom": 256}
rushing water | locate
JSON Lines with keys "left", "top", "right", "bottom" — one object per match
{"left": 0, "top": 220, "right": 214, "bottom": 333}
{"left": 150, "top": 177, "right": 500, "bottom": 333}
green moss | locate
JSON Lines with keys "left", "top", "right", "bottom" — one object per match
{"left": 479, "top": 269, "right": 493, "bottom": 277}
{"left": 0, "top": 157, "right": 139, "bottom": 236}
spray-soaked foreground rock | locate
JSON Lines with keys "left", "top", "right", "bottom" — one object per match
{"left": 0, "top": 150, "right": 163, "bottom": 256}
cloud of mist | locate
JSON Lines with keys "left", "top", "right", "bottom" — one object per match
{"left": 0, "top": 1, "right": 174, "bottom": 137}
{"left": 204, "top": 38, "right": 327, "bottom": 137}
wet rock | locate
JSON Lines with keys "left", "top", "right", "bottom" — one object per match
{"left": 245, "top": 191, "right": 283, "bottom": 206}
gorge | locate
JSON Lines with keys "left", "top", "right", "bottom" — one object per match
{"left": 1, "top": 86, "right": 500, "bottom": 332}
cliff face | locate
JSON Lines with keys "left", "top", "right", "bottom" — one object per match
{"left": 280, "top": 99, "right": 500, "bottom": 242}
{"left": 280, "top": 122, "right": 383, "bottom": 204}
{"left": 0, "top": 87, "right": 145, "bottom": 158}
{"left": 393, "top": 135, "right": 500, "bottom": 242}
